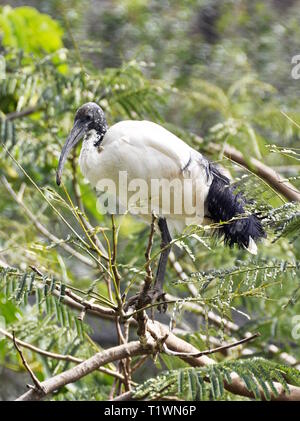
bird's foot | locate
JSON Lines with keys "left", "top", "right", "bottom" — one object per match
{"left": 146, "top": 288, "right": 167, "bottom": 313}
{"left": 125, "top": 287, "right": 167, "bottom": 313}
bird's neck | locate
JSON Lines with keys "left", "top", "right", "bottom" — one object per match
{"left": 93, "top": 121, "right": 108, "bottom": 147}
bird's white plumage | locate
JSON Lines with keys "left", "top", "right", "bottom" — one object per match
{"left": 56, "top": 102, "right": 263, "bottom": 258}
{"left": 79, "top": 120, "right": 212, "bottom": 235}
{"left": 244, "top": 236, "right": 257, "bottom": 255}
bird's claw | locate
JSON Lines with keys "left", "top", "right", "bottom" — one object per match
{"left": 146, "top": 288, "right": 167, "bottom": 313}
{"left": 125, "top": 288, "right": 167, "bottom": 313}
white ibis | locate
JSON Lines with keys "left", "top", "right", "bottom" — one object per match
{"left": 56, "top": 102, "right": 265, "bottom": 309}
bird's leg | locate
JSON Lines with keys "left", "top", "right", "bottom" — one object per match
{"left": 124, "top": 218, "right": 172, "bottom": 314}
{"left": 151, "top": 218, "right": 172, "bottom": 312}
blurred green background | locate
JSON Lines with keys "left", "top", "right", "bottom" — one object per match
{"left": 0, "top": 0, "right": 300, "bottom": 401}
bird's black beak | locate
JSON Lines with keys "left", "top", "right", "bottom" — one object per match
{"left": 56, "top": 120, "right": 86, "bottom": 186}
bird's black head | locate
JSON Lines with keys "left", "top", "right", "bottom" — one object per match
{"left": 74, "top": 102, "right": 108, "bottom": 136}
{"left": 56, "top": 102, "right": 108, "bottom": 186}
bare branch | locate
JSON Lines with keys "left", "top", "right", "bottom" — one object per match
{"left": 131, "top": 355, "right": 149, "bottom": 373}
{"left": 29, "top": 265, "right": 116, "bottom": 318}
{"left": 0, "top": 327, "right": 125, "bottom": 382}
{"left": 111, "top": 215, "right": 121, "bottom": 292}
{"left": 152, "top": 321, "right": 300, "bottom": 401}
{"left": 6, "top": 106, "right": 41, "bottom": 121}
{"left": 209, "top": 141, "right": 300, "bottom": 202}
{"left": 16, "top": 341, "right": 154, "bottom": 401}
{"left": 113, "top": 391, "right": 134, "bottom": 401}
{"left": 162, "top": 333, "right": 260, "bottom": 357}
{"left": 12, "top": 331, "right": 46, "bottom": 394}
{"left": 15, "top": 320, "right": 300, "bottom": 402}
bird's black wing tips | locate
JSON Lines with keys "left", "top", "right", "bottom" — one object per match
{"left": 205, "top": 164, "right": 266, "bottom": 251}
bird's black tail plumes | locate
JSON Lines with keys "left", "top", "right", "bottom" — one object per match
{"left": 205, "top": 165, "right": 266, "bottom": 252}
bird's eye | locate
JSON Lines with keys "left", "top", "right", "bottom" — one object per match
{"left": 86, "top": 114, "right": 92, "bottom": 121}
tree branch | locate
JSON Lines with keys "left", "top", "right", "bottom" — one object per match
{"left": 152, "top": 321, "right": 300, "bottom": 401}
{"left": 28, "top": 265, "right": 116, "bottom": 318}
{"left": 5, "top": 106, "right": 41, "bottom": 121}
{"left": 12, "top": 331, "right": 45, "bottom": 394}
{"left": 16, "top": 341, "right": 154, "bottom": 401}
{"left": 0, "top": 327, "right": 125, "bottom": 382}
{"left": 208, "top": 141, "right": 300, "bottom": 202}
{"left": 168, "top": 251, "right": 300, "bottom": 370}
{"left": 15, "top": 319, "right": 300, "bottom": 402}
{"left": 162, "top": 332, "right": 260, "bottom": 357}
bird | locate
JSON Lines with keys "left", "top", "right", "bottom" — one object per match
{"left": 56, "top": 102, "right": 265, "bottom": 310}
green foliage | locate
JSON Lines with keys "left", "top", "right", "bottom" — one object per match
{"left": 0, "top": 268, "right": 88, "bottom": 340}
{"left": 133, "top": 358, "right": 300, "bottom": 401}
{"left": 1, "top": 1, "right": 300, "bottom": 402}
{"left": 267, "top": 202, "right": 300, "bottom": 243}
{"left": 0, "top": 6, "right": 64, "bottom": 55}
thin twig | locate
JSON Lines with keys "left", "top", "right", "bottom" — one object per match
{"left": 207, "top": 141, "right": 300, "bottom": 202}
{"left": 6, "top": 106, "right": 41, "bottom": 121}
{"left": 77, "top": 308, "right": 87, "bottom": 322}
{"left": 115, "top": 317, "right": 126, "bottom": 345}
{"left": 162, "top": 332, "right": 260, "bottom": 357}
{"left": 1, "top": 176, "right": 95, "bottom": 268}
{"left": 7, "top": 266, "right": 117, "bottom": 319}
{"left": 12, "top": 331, "right": 46, "bottom": 394}
{"left": 131, "top": 355, "right": 149, "bottom": 373}
{"left": 1, "top": 149, "right": 102, "bottom": 264}
{"left": 150, "top": 320, "right": 300, "bottom": 401}
{"left": 124, "top": 321, "right": 132, "bottom": 390}
{"left": 109, "top": 378, "right": 118, "bottom": 400}
{"left": 111, "top": 215, "right": 121, "bottom": 292}
{"left": 0, "top": 328, "right": 125, "bottom": 381}
{"left": 115, "top": 317, "right": 131, "bottom": 391}
{"left": 70, "top": 154, "right": 109, "bottom": 260}
{"left": 120, "top": 359, "right": 131, "bottom": 392}
{"left": 113, "top": 391, "right": 134, "bottom": 401}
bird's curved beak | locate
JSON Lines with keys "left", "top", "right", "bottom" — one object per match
{"left": 56, "top": 120, "right": 86, "bottom": 186}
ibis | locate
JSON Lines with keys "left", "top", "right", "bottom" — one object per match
{"left": 56, "top": 102, "right": 265, "bottom": 309}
